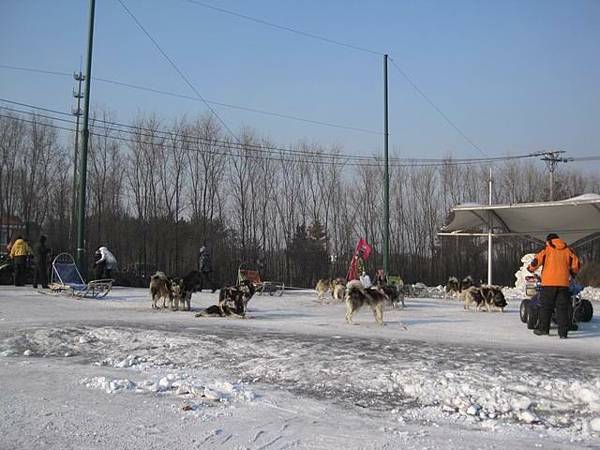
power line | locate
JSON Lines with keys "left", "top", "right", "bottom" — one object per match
{"left": 0, "top": 63, "right": 382, "bottom": 134}
{"left": 117, "top": 0, "right": 241, "bottom": 143}
{"left": 0, "top": 64, "right": 72, "bottom": 77}
{"left": 181, "top": 0, "right": 384, "bottom": 56}
{"left": 0, "top": 109, "right": 541, "bottom": 168}
{"left": 168, "top": 4, "right": 489, "bottom": 158}
{"left": 388, "top": 57, "right": 488, "bottom": 158}
{"left": 0, "top": 98, "right": 531, "bottom": 164}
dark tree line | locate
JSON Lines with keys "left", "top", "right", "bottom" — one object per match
{"left": 1, "top": 111, "right": 599, "bottom": 288}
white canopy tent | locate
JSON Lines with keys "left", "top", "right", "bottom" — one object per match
{"left": 439, "top": 194, "right": 600, "bottom": 284}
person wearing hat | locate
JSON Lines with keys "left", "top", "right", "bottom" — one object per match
{"left": 527, "top": 233, "right": 580, "bottom": 339}
{"left": 197, "top": 246, "right": 217, "bottom": 293}
{"left": 94, "top": 246, "right": 117, "bottom": 279}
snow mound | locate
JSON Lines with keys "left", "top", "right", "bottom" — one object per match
{"left": 582, "top": 287, "right": 600, "bottom": 303}
{"left": 81, "top": 373, "right": 255, "bottom": 404}
{"left": 3, "top": 325, "right": 600, "bottom": 437}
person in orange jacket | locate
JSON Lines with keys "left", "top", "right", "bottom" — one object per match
{"left": 527, "top": 233, "right": 580, "bottom": 339}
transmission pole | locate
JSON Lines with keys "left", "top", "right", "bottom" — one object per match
{"left": 76, "top": 0, "right": 96, "bottom": 271}
{"left": 539, "top": 150, "right": 573, "bottom": 201}
{"left": 383, "top": 54, "right": 390, "bottom": 274}
{"left": 70, "top": 71, "right": 84, "bottom": 249}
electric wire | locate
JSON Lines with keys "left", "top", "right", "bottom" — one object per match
{"left": 174, "top": 3, "right": 489, "bottom": 157}
{"left": 181, "top": 0, "right": 384, "bottom": 56}
{"left": 0, "top": 64, "right": 381, "bottom": 135}
{"left": 0, "top": 98, "right": 534, "bottom": 164}
{"left": 0, "top": 109, "right": 547, "bottom": 168}
{"left": 388, "top": 57, "right": 488, "bottom": 158}
{"left": 116, "top": 0, "right": 241, "bottom": 143}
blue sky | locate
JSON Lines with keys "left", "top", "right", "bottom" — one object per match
{"left": 1, "top": 0, "right": 599, "bottom": 165}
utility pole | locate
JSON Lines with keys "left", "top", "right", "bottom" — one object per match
{"left": 487, "top": 167, "right": 493, "bottom": 285}
{"left": 539, "top": 150, "right": 572, "bottom": 201}
{"left": 76, "top": 0, "right": 96, "bottom": 271}
{"left": 383, "top": 54, "right": 390, "bottom": 274}
{"left": 70, "top": 71, "right": 84, "bottom": 249}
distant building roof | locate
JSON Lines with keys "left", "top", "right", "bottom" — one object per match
{"left": 0, "top": 216, "right": 23, "bottom": 226}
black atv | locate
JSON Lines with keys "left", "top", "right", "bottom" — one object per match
{"left": 520, "top": 280, "right": 593, "bottom": 329}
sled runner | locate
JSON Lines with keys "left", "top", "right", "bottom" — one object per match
{"left": 48, "top": 253, "right": 113, "bottom": 298}
{"left": 237, "top": 262, "right": 284, "bottom": 297}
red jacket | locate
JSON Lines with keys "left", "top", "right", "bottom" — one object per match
{"left": 527, "top": 238, "right": 580, "bottom": 287}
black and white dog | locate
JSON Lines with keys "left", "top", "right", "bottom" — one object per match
{"left": 445, "top": 276, "right": 460, "bottom": 298}
{"left": 461, "top": 285, "right": 507, "bottom": 312}
{"left": 344, "top": 280, "right": 390, "bottom": 325}
{"left": 195, "top": 279, "right": 256, "bottom": 318}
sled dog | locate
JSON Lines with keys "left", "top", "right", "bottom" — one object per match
{"left": 445, "top": 276, "right": 460, "bottom": 298}
{"left": 315, "top": 278, "right": 331, "bottom": 303}
{"left": 461, "top": 285, "right": 507, "bottom": 312}
{"left": 460, "top": 275, "right": 476, "bottom": 292}
{"left": 195, "top": 280, "right": 255, "bottom": 318}
{"left": 150, "top": 272, "right": 173, "bottom": 309}
{"left": 331, "top": 278, "right": 346, "bottom": 302}
{"left": 381, "top": 284, "right": 404, "bottom": 309}
{"left": 195, "top": 303, "right": 245, "bottom": 318}
{"left": 169, "top": 277, "right": 189, "bottom": 311}
{"left": 344, "top": 280, "right": 389, "bottom": 325}
{"left": 218, "top": 279, "right": 256, "bottom": 317}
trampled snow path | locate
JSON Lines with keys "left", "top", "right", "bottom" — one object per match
{"left": 2, "top": 324, "right": 600, "bottom": 433}
{"left": 0, "top": 285, "right": 599, "bottom": 449}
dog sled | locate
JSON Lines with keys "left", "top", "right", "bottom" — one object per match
{"left": 48, "top": 253, "right": 113, "bottom": 298}
{"left": 237, "top": 262, "right": 284, "bottom": 297}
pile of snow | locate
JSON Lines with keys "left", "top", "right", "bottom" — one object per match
{"left": 514, "top": 254, "right": 539, "bottom": 290}
{"left": 81, "top": 373, "right": 255, "bottom": 404}
{"left": 375, "top": 369, "right": 600, "bottom": 433}
{"left": 2, "top": 322, "right": 599, "bottom": 437}
{"left": 403, "top": 284, "right": 446, "bottom": 298}
{"left": 582, "top": 287, "right": 600, "bottom": 302}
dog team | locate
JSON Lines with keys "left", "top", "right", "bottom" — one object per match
{"left": 314, "top": 269, "right": 406, "bottom": 326}
{"left": 445, "top": 275, "right": 508, "bottom": 312}
{"left": 149, "top": 268, "right": 257, "bottom": 319}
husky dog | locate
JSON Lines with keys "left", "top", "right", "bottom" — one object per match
{"left": 461, "top": 285, "right": 507, "bottom": 312}
{"left": 460, "top": 275, "right": 475, "bottom": 292}
{"left": 182, "top": 270, "right": 203, "bottom": 292}
{"left": 150, "top": 272, "right": 173, "bottom": 309}
{"left": 195, "top": 304, "right": 245, "bottom": 318}
{"left": 174, "top": 270, "right": 209, "bottom": 312}
{"left": 315, "top": 278, "right": 332, "bottom": 303}
{"left": 381, "top": 284, "right": 404, "bottom": 309}
{"left": 169, "top": 277, "right": 187, "bottom": 311}
{"left": 445, "top": 276, "right": 460, "bottom": 298}
{"left": 195, "top": 280, "right": 255, "bottom": 318}
{"left": 344, "top": 280, "right": 389, "bottom": 325}
{"left": 373, "top": 272, "right": 405, "bottom": 309}
{"left": 219, "top": 279, "right": 256, "bottom": 317}
{"left": 331, "top": 278, "right": 346, "bottom": 302}
{"left": 480, "top": 286, "right": 507, "bottom": 312}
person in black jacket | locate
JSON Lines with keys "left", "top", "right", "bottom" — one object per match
{"left": 197, "top": 246, "right": 217, "bottom": 293}
{"left": 33, "top": 235, "right": 51, "bottom": 288}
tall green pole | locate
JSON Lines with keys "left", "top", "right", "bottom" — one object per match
{"left": 383, "top": 54, "right": 390, "bottom": 274}
{"left": 76, "top": 0, "right": 96, "bottom": 270}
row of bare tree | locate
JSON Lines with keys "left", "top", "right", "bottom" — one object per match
{"left": 1, "top": 112, "right": 599, "bottom": 287}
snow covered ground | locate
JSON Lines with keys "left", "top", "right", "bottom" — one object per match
{"left": 0, "top": 285, "right": 599, "bottom": 449}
